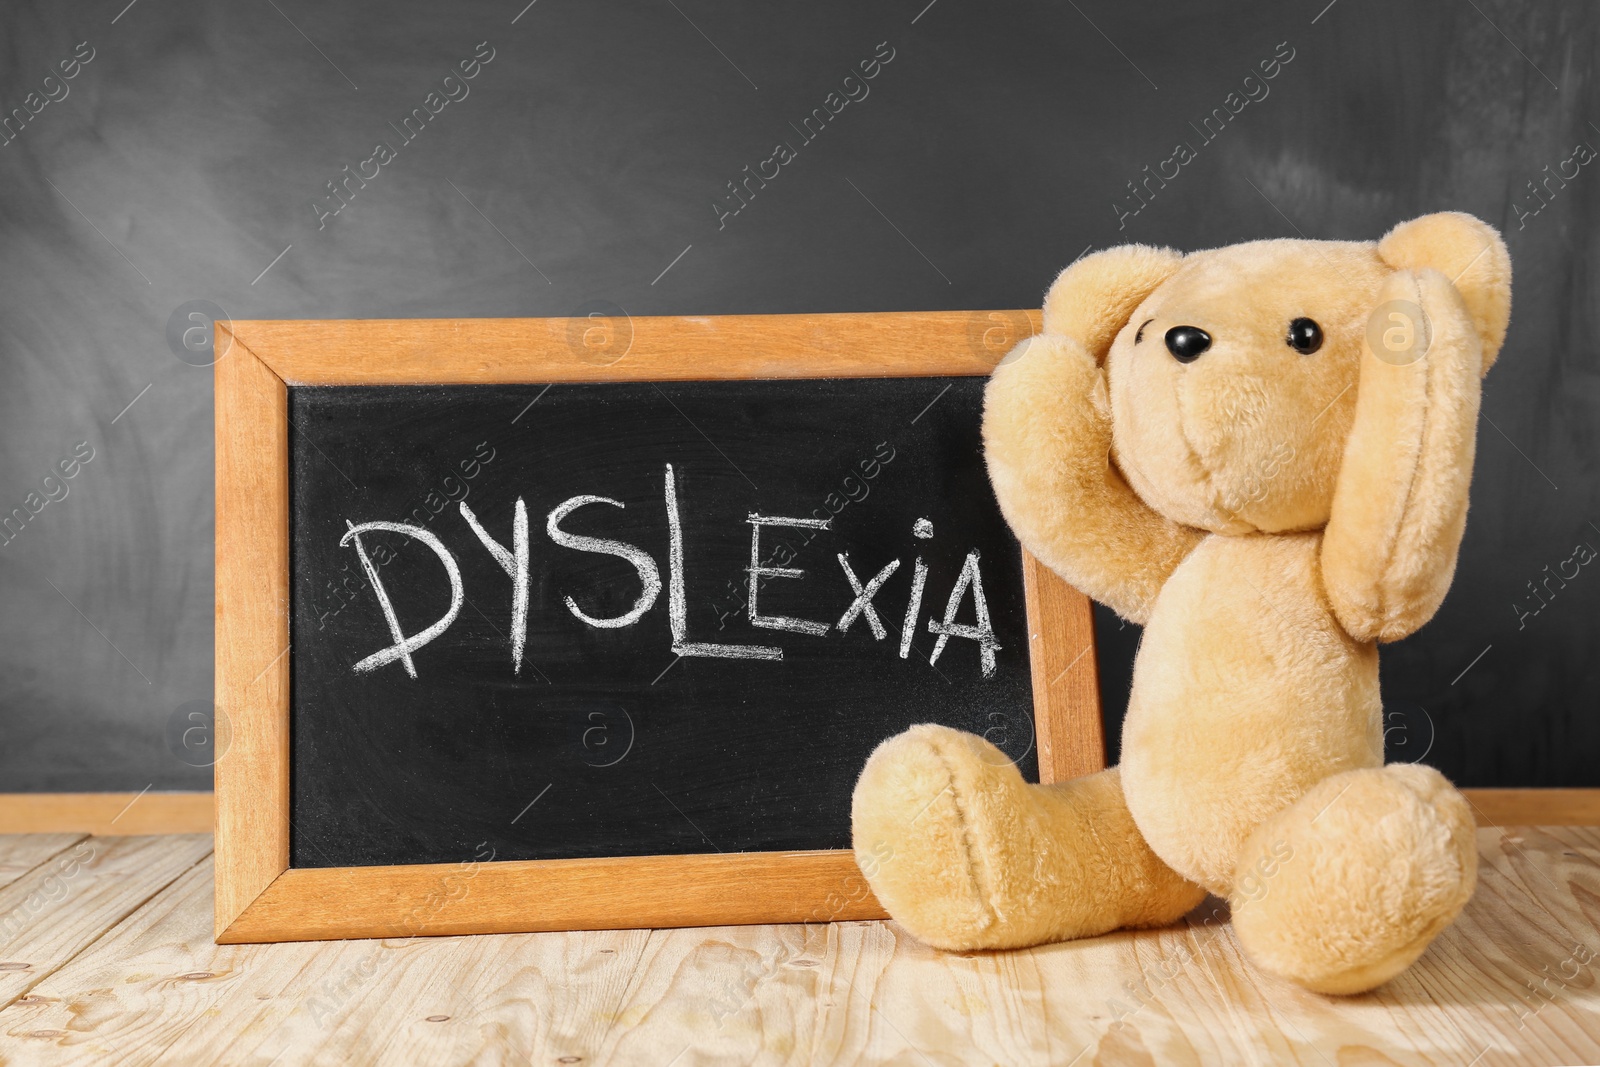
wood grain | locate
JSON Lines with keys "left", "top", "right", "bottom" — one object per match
{"left": 1, "top": 828, "right": 1597, "bottom": 1064}
{"left": 0, "top": 793, "right": 212, "bottom": 835}
{"left": 0, "top": 835, "right": 212, "bottom": 1009}
{"left": 219, "top": 310, "right": 1044, "bottom": 386}
{"left": 1022, "top": 551, "right": 1106, "bottom": 783}
{"left": 0, "top": 836, "right": 83, "bottom": 893}
{"left": 214, "top": 341, "right": 291, "bottom": 938}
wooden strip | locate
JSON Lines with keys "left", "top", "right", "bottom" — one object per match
{"left": 0, "top": 836, "right": 84, "bottom": 893}
{"left": 220, "top": 849, "right": 886, "bottom": 944}
{"left": 1021, "top": 551, "right": 1105, "bottom": 783}
{"left": 219, "top": 310, "right": 1043, "bottom": 385}
{"left": 1462, "top": 789, "right": 1600, "bottom": 827}
{"left": 214, "top": 343, "right": 291, "bottom": 937}
{"left": 0, "top": 835, "right": 212, "bottom": 1010}
{"left": 0, "top": 794, "right": 212, "bottom": 835}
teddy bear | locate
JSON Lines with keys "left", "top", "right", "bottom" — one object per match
{"left": 851, "top": 212, "right": 1512, "bottom": 995}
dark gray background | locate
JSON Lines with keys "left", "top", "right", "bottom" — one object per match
{"left": 0, "top": 0, "right": 1594, "bottom": 792}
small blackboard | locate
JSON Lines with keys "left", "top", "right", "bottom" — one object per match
{"left": 289, "top": 379, "right": 1036, "bottom": 868}
{"left": 214, "top": 312, "right": 1099, "bottom": 943}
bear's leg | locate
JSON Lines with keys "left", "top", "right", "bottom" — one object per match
{"left": 1229, "top": 764, "right": 1477, "bottom": 994}
{"left": 851, "top": 724, "right": 1205, "bottom": 951}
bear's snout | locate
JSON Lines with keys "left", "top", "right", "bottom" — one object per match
{"left": 1164, "top": 326, "right": 1211, "bottom": 363}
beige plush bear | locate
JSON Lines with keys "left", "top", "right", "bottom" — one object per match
{"left": 852, "top": 212, "right": 1512, "bottom": 995}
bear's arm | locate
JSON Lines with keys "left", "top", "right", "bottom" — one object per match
{"left": 984, "top": 333, "right": 1202, "bottom": 624}
{"left": 1321, "top": 268, "right": 1485, "bottom": 643}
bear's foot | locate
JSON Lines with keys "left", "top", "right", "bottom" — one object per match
{"left": 1230, "top": 764, "right": 1477, "bottom": 994}
{"left": 851, "top": 724, "right": 1204, "bottom": 951}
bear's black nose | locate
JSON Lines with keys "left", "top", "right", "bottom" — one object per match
{"left": 1165, "top": 326, "right": 1211, "bottom": 363}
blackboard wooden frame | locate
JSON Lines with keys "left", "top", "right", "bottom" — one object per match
{"left": 213, "top": 311, "right": 1104, "bottom": 944}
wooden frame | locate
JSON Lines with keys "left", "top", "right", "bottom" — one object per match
{"left": 213, "top": 310, "right": 1104, "bottom": 943}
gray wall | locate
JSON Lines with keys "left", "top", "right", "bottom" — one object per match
{"left": 0, "top": 0, "right": 1594, "bottom": 792}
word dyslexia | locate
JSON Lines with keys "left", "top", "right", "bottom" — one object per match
{"left": 337, "top": 464, "right": 1000, "bottom": 679}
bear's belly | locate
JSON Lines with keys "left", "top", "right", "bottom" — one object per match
{"left": 1119, "top": 531, "right": 1382, "bottom": 896}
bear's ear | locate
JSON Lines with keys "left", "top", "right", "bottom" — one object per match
{"left": 1377, "top": 212, "right": 1512, "bottom": 373}
{"left": 1042, "top": 244, "right": 1183, "bottom": 361}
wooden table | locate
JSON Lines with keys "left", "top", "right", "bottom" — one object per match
{"left": 0, "top": 828, "right": 1596, "bottom": 1065}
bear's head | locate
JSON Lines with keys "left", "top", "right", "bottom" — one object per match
{"left": 1017, "top": 212, "right": 1511, "bottom": 534}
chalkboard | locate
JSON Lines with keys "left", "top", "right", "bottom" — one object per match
{"left": 287, "top": 378, "right": 1037, "bottom": 868}
{"left": 212, "top": 311, "right": 1096, "bottom": 942}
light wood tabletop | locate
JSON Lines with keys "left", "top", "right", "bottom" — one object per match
{"left": 0, "top": 827, "right": 1596, "bottom": 1065}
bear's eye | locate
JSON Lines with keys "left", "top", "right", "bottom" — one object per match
{"left": 1287, "top": 317, "right": 1323, "bottom": 354}
{"left": 1135, "top": 318, "right": 1154, "bottom": 344}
